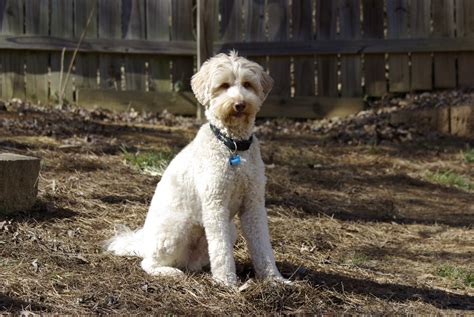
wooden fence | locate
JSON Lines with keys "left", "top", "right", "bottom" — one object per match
{"left": 0, "top": 0, "right": 473, "bottom": 118}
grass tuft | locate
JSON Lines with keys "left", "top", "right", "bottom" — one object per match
{"left": 122, "top": 147, "right": 175, "bottom": 176}
{"left": 425, "top": 170, "right": 472, "bottom": 191}
{"left": 463, "top": 148, "right": 474, "bottom": 163}
{"left": 344, "top": 253, "right": 370, "bottom": 267}
{"left": 436, "top": 265, "right": 474, "bottom": 288}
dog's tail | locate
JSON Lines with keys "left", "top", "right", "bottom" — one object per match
{"left": 104, "top": 224, "right": 144, "bottom": 257}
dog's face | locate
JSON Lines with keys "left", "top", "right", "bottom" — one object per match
{"left": 191, "top": 52, "right": 273, "bottom": 127}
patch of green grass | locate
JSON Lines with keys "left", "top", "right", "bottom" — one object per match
{"left": 463, "top": 148, "right": 474, "bottom": 163}
{"left": 122, "top": 147, "right": 175, "bottom": 176}
{"left": 344, "top": 253, "right": 370, "bottom": 267}
{"left": 436, "top": 265, "right": 474, "bottom": 288}
{"left": 425, "top": 170, "right": 473, "bottom": 191}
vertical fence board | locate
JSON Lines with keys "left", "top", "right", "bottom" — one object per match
{"left": 50, "top": 0, "right": 74, "bottom": 103}
{"left": 267, "top": 0, "right": 290, "bottom": 97}
{"left": 197, "top": 0, "right": 218, "bottom": 118}
{"left": 0, "top": 0, "right": 25, "bottom": 100}
{"left": 75, "top": 0, "right": 99, "bottom": 95}
{"left": 123, "top": 0, "right": 146, "bottom": 91}
{"left": 171, "top": 0, "right": 193, "bottom": 91}
{"left": 147, "top": 0, "right": 172, "bottom": 93}
{"left": 362, "top": 0, "right": 386, "bottom": 96}
{"left": 25, "top": 0, "right": 48, "bottom": 103}
{"left": 220, "top": 0, "right": 243, "bottom": 42}
{"left": 98, "top": 0, "right": 122, "bottom": 90}
{"left": 316, "top": 0, "right": 338, "bottom": 97}
{"left": 197, "top": 0, "right": 217, "bottom": 64}
{"left": 292, "top": 0, "right": 315, "bottom": 96}
{"left": 432, "top": 0, "right": 456, "bottom": 88}
{"left": 243, "top": 0, "right": 266, "bottom": 69}
{"left": 387, "top": 0, "right": 410, "bottom": 93}
{"left": 410, "top": 0, "right": 432, "bottom": 91}
{"left": 339, "top": 0, "right": 362, "bottom": 97}
{"left": 456, "top": 0, "right": 474, "bottom": 87}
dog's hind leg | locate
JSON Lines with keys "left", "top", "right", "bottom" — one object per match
{"left": 140, "top": 218, "right": 194, "bottom": 276}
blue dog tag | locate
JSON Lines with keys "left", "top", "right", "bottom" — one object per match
{"left": 229, "top": 154, "right": 241, "bottom": 166}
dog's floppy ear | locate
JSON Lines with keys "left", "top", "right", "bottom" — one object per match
{"left": 260, "top": 69, "right": 274, "bottom": 101}
{"left": 191, "top": 60, "right": 212, "bottom": 106}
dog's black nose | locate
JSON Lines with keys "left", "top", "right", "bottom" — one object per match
{"left": 234, "top": 103, "right": 246, "bottom": 112}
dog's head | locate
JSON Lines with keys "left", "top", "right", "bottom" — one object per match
{"left": 191, "top": 51, "right": 273, "bottom": 127}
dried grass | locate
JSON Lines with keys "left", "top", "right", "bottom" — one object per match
{"left": 1, "top": 103, "right": 473, "bottom": 314}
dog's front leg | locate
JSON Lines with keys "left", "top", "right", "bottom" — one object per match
{"left": 202, "top": 203, "right": 238, "bottom": 286}
{"left": 240, "top": 197, "right": 287, "bottom": 282}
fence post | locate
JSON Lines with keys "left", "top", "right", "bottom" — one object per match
{"left": 196, "top": 0, "right": 217, "bottom": 120}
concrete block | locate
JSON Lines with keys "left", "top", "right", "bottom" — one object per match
{"left": 0, "top": 153, "right": 41, "bottom": 214}
{"left": 451, "top": 105, "right": 473, "bottom": 138}
{"left": 390, "top": 107, "right": 450, "bottom": 134}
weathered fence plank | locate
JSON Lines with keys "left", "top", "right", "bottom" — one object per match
{"left": 220, "top": 0, "right": 243, "bottom": 43}
{"left": 316, "top": 0, "right": 338, "bottom": 97}
{"left": 25, "top": 0, "right": 49, "bottom": 103}
{"left": 77, "top": 89, "right": 197, "bottom": 115}
{"left": 214, "top": 38, "right": 474, "bottom": 56}
{"left": 77, "top": 88, "right": 364, "bottom": 119}
{"left": 0, "top": 34, "right": 473, "bottom": 57}
{"left": 50, "top": 0, "right": 74, "bottom": 103}
{"left": 387, "top": 0, "right": 410, "bottom": 93}
{"left": 362, "top": 0, "right": 386, "bottom": 96}
{"left": 123, "top": 0, "right": 146, "bottom": 91}
{"left": 197, "top": 0, "right": 218, "bottom": 65}
{"left": 267, "top": 0, "right": 290, "bottom": 97}
{"left": 197, "top": 0, "right": 218, "bottom": 117}
{"left": 243, "top": 0, "right": 267, "bottom": 69}
{"left": 410, "top": 0, "right": 432, "bottom": 91}
{"left": 260, "top": 96, "right": 364, "bottom": 118}
{"left": 456, "top": 0, "right": 474, "bottom": 88}
{"left": 171, "top": 0, "right": 194, "bottom": 92}
{"left": 432, "top": 0, "right": 456, "bottom": 88}
{"left": 291, "top": 0, "right": 314, "bottom": 96}
{"left": 339, "top": 0, "right": 362, "bottom": 97}
{"left": 0, "top": 0, "right": 25, "bottom": 100}
{"left": 75, "top": 0, "right": 99, "bottom": 93}
{"left": 98, "top": 0, "right": 122, "bottom": 90}
{"left": 0, "top": 35, "right": 196, "bottom": 55}
{"left": 147, "top": 0, "right": 172, "bottom": 93}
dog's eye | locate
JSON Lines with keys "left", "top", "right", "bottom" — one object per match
{"left": 220, "top": 83, "right": 230, "bottom": 89}
{"left": 243, "top": 82, "right": 252, "bottom": 89}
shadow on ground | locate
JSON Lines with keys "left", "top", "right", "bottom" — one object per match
{"left": 0, "top": 294, "right": 49, "bottom": 313}
{"left": 0, "top": 200, "right": 78, "bottom": 222}
{"left": 267, "top": 165, "right": 473, "bottom": 227}
{"left": 277, "top": 263, "right": 474, "bottom": 310}
{"left": 234, "top": 261, "right": 474, "bottom": 310}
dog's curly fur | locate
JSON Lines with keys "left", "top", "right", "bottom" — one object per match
{"left": 106, "top": 51, "right": 287, "bottom": 286}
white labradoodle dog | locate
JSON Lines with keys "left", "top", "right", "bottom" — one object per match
{"left": 106, "top": 51, "right": 287, "bottom": 286}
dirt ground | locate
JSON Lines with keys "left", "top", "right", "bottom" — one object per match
{"left": 0, "top": 98, "right": 473, "bottom": 314}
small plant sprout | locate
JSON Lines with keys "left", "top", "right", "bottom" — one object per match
{"left": 122, "top": 147, "right": 175, "bottom": 177}
{"left": 436, "top": 265, "right": 474, "bottom": 289}
{"left": 463, "top": 148, "right": 474, "bottom": 163}
{"left": 425, "top": 170, "right": 473, "bottom": 191}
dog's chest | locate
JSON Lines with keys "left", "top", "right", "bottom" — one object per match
{"left": 224, "top": 151, "right": 260, "bottom": 213}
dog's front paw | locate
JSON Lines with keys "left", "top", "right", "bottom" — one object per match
{"left": 263, "top": 273, "right": 293, "bottom": 286}
{"left": 212, "top": 272, "right": 239, "bottom": 288}
{"left": 269, "top": 275, "right": 293, "bottom": 285}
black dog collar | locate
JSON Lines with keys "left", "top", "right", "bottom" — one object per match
{"left": 209, "top": 124, "right": 253, "bottom": 152}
